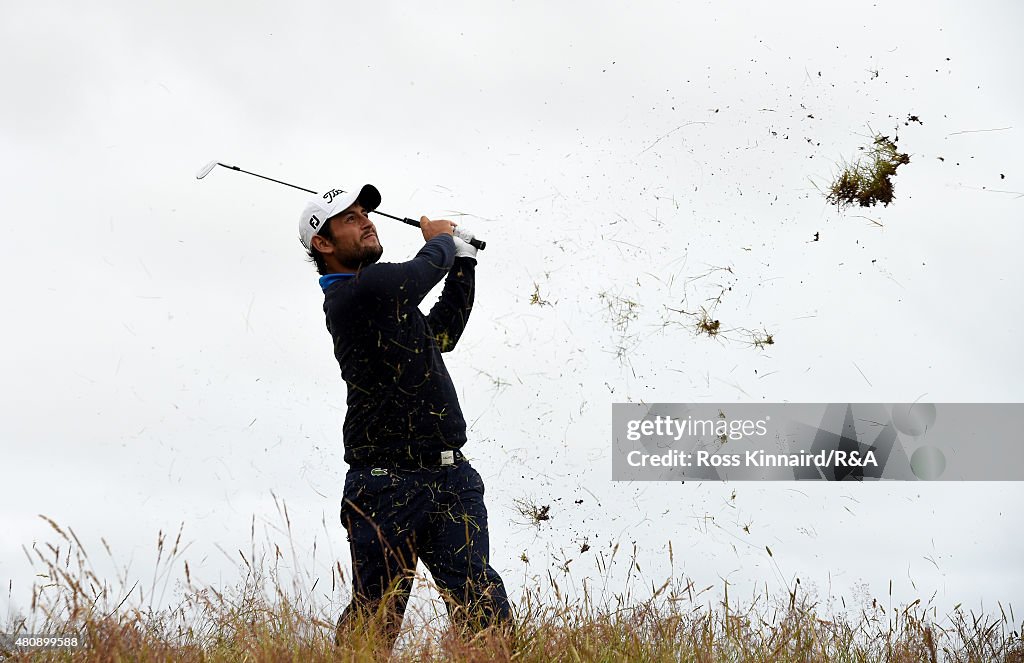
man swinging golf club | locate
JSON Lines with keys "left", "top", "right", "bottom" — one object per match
{"left": 299, "top": 184, "right": 512, "bottom": 649}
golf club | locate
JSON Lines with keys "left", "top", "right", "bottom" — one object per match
{"left": 196, "top": 161, "right": 486, "bottom": 250}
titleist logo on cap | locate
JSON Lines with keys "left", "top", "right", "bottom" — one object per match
{"left": 323, "top": 189, "right": 345, "bottom": 205}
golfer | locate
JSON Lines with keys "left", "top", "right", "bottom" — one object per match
{"left": 298, "top": 184, "right": 512, "bottom": 648}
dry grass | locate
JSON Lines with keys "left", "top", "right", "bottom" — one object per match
{"left": 5, "top": 516, "right": 1022, "bottom": 662}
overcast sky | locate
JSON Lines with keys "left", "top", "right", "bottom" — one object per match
{"left": 2, "top": 0, "right": 1022, "bottom": 627}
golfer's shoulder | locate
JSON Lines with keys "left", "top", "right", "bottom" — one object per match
{"left": 322, "top": 283, "right": 375, "bottom": 336}
{"left": 354, "top": 261, "right": 412, "bottom": 289}
{"left": 323, "top": 263, "right": 406, "bottom": 304}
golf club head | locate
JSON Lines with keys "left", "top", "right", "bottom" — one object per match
{"left": 195, "top": 160, "right": 220, "bottom": 179}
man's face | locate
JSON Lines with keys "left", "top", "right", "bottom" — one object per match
{"left": 319, "top": 203, "right": 383, "bottom": 270}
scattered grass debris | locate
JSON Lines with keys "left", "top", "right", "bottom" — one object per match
{"left": 598, "top": 291, "right": 640, "bottom": 333}
{"left": 750, "top": 329, "right": 775, "bottom": 350}
{"left": 529, "top": 283, "right": 551, "bottom": 307}
{"left": 513, "top": 497, "right": 551, "bottom": 526}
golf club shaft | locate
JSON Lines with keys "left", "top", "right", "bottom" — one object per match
{"left": 223, "top": 165, "right": 316, "bottom": 194}
{"left": 202, "top": 162, "right": 486, "bottom": 250}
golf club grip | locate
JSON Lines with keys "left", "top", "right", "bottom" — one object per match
{"left": 399, "top": 217, "right": 486, "bottom": 251}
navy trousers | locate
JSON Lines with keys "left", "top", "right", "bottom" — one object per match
{"left": 336, "top": 460, "right": 512, "bottom": 647}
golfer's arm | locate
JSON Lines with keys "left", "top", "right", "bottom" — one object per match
{"left": 361, "top": 235, "right": 454, "bottom": 306}
{"left": 426, "top": 256, "right": 475, "bottom": 352}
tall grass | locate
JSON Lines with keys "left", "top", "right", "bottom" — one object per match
{"left": 4, "top": 515, "right": 1022, "bottom": 662}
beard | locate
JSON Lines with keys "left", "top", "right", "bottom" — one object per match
{"left": 344, "top": 243, "right": 384, "bottom": 271}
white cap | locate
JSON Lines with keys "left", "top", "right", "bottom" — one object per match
{"left": 298, "top": 184, "right": 382, "bottom": 250}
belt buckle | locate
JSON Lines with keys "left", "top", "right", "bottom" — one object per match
{"left": 440, "top": 450, "right": 455, "bottom": 466}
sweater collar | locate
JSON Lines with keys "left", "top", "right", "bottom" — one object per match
{"left": 319, "top": 273, "right": 354, "bottom": 293}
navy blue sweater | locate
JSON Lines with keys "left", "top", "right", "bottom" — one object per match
{"left": 321, "top": 235, "right": 476, "bottom": 467}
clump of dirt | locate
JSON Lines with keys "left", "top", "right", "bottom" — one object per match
{"left": 696, "top": 310, "right": 721, "bottom": 337}
{"left": 827, "top": 133, "right": 910, "bottom": 209}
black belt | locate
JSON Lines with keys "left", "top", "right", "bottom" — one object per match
{"left": 355, "top": 449, "right": 466, "bottom": 470}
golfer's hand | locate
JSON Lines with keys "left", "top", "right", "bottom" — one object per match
{"left": 453, "top": 227, "right": 479, "bottom": 260}
{"left": 420, "top": 216, "right": 455, "bottom": 242}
